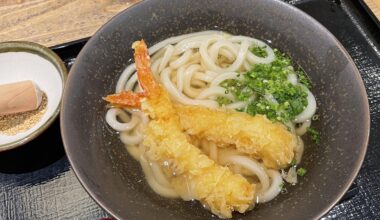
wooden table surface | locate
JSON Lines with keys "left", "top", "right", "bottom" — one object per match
{"left": 364, "top": 0, "right": 380, "bottom": 21}
{"left": 0, "top": 0, "right": 140, "bottom": 47}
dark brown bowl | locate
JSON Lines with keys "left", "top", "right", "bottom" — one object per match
{"left": 60, "top": 0, "right": 370, "bottom": 219}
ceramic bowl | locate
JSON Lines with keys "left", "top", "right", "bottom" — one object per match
{"left": 0, "top": 41, "right": 67, "bottom": 151}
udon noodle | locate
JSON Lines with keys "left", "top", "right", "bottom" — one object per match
{"left": 106, "top": 31, "right": 316, "bottom": 207}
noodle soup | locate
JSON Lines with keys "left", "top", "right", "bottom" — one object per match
{"left": 105, "top": 31, "right": 318, "bottom": 218}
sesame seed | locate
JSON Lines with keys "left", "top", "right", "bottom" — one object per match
{"left": 0, "top": 94, "right": 48, "bottom": 136}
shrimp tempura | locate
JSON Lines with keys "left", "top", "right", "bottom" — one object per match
{"left": 107, "top": 80, "right": 297, "bottom": 170}
{"left": 143, "top": 91, "right": 254, "bottom": 218}
{"left": 107, "top": 40, "right": 255, "bottom": 218}
{"left": 175, "top": 104, "right": 297, "bottom": 169}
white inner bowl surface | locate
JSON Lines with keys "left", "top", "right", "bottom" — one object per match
{"left": 0, "top": 52, "right": 63, "bottom": 145}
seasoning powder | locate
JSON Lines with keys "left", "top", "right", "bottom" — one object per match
{"left": 0, "top": 94, "right": 47, "bottom": 136}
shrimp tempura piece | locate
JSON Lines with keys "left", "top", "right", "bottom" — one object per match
{"left": 143, "top": 93, "right": 254, "bottom": 218}
{"left": 106, "top": 40, "right": 255, "bottom": 218}
{"left": 107, "top": 92, "right": 297, "bottom": 169}
{"left": 175, "top": 104, "right": 297, "bottom": 169}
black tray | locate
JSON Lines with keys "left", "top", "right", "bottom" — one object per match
{"left": 0, "top": 0, "right": 379, "bottom": 219}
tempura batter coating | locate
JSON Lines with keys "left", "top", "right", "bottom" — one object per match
{"left": 175, "top": 104, "right": 297, "bottom": 169}
{"left": 108, "top": 40, "right": 255, "bottom": 218}
{"left": 143, "top": 90, "right": 254, "bottom": 218}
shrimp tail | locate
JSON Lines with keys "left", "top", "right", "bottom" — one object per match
{"left": 132, "top": 40, "right": 161, "bottom": 98}
{"left": 105, "top": 40, "right": 160, "bottom": 108}
{"left": 104, "top": 91, "right": 144, "bottom": 108}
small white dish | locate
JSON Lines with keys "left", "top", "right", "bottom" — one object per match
{"left": 0, "top": 41, "right": 67, "bottom": 151}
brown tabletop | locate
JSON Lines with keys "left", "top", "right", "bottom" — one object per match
{"left": 0, "top": 0, "right": 139, "bottom": 47}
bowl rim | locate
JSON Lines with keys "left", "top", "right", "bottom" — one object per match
{"left": 0, "top": 41, "right": 68, "bottom": 152}
{"left": 61, "top": 0, "right": 370, "bottom": 219}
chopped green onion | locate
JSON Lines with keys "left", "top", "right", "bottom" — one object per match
{"left": 307, "top": 127, "right": 321, "bottom": 144}
{"left": 279, "top": 182, "right": 285, "bottom": 190}
{"left": 296, "top": 167, "right": 307, "bottom": 177}
{"left": 297, "top": 69, "right": 312, "bottom": 89}
{"left": 217, "top": 47, "right": 312, "bottom": 124}
{"left": 312, "top": 114, "right": 320, "bottom": 121}
{"left": 280, "top": 184, "right": 288, "bottom": 194}
{"left": 290, "top": 159, "right": 297, "bottom": 166}
{"left": 216, "top": 97, "right": 233, "bottom": 106}
{"left": 250, "top": 46, "right": 268, "bottom": 58}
